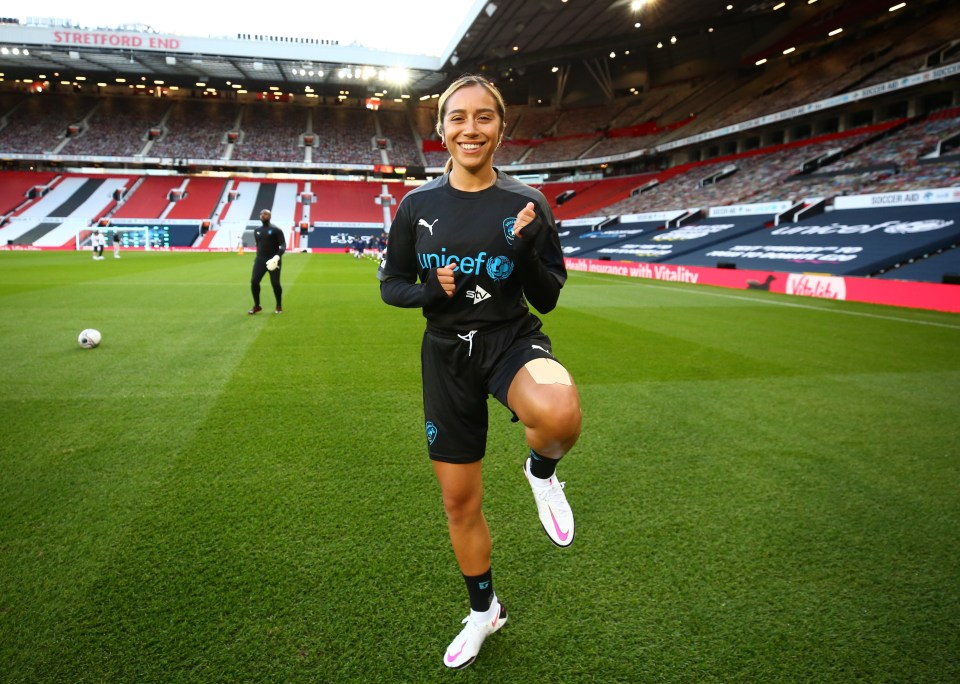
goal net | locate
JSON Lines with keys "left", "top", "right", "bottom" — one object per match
{"left": 75, "top": 226, "right": 169, "bottom": 251}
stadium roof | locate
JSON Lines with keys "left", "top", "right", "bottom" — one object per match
{"left": 14, "top": 0, "right": 481, "bottom": 59}
{"left": 0, "top": 0, "right": 941, "bottom": 104}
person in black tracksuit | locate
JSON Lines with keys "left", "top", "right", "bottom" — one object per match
{"left": 378, "top": 75, "right": 582, "bottom": 670}
{"left": 249, "top": 209, "right": 285, "bottom": 314}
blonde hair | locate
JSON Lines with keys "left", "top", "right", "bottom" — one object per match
{"left": 436, "top": 74, "right": 507, "bottom": 174}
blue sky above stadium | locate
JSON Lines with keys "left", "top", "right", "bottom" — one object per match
{"left": 22, "top": 0, "right": 481, "bottom": 57}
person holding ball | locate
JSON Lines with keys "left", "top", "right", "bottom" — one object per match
{"left": 377, "top": 74, "right": 582, "bottom": 670}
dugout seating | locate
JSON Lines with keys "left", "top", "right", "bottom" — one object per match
{"left": 655, "top": 203, "right": 960, "bottom": 278}
{"left": 877, "top": 244, "right": 960, "bottom": 283}
{"left": 561, "top": 199, "right": 960, "bottom": 283}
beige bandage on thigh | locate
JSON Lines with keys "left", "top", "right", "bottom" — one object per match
{"left": 525, "top": 358, "right": 572, "bottom": 385}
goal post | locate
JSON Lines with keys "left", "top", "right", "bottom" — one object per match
{"left": 76, "top": 226, "right": 155, "bottom": 251}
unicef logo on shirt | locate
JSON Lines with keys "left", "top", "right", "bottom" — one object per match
{"left": 425, "top": 421, "right": 438, "bottom": 445}
{"left": 486, "top": 255, "right": 514, "bottom": 281}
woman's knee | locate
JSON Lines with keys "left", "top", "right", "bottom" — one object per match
{"left": 441, "top": 491, "right": 482, "bottom": 525}
{"left": 433, "top": 461, "right": 483, "bottom": 524}
{"left": 530, "top": 388, "right": 581, "bottom": 438}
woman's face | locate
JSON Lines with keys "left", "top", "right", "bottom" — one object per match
{"left": 442, "top": 84, "right": 503, "bottom": 175}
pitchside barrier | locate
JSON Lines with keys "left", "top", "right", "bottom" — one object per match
{"left": 564, "top": 258, "right": 960, "bottom": 314}
{"left": 297, "top": 225, "right": 385, "bottom": 253}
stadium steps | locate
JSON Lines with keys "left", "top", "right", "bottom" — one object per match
{"left": 197, "top": 229, "right": 218, "bottom": 249}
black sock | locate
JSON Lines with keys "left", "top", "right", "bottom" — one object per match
{"left": 463, "top": 567, "right": 494, "bottom": 613}
{"left": 528, "top": 449, "right": 558, "bottom": 479}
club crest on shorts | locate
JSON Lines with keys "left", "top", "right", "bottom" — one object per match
{"left": 425, "top": 421, "right": 438, "bottom": 445}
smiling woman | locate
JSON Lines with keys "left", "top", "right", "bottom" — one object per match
{"left": 377, "top": 74, "right": 584, "bottom": 670}
{"left": 436, "top": 77, "right": 507, "bottom": 183}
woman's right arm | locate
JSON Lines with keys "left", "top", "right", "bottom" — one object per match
{"left": 378, "top": 202, "right": 451, "bottom": 308}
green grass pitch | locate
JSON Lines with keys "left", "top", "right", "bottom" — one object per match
{"left": 0, "top": 250, "right": 958, "bottom": 683}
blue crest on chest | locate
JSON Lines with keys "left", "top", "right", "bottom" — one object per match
{"left": 502, "top": 217, "right": 516, "bottom": 245}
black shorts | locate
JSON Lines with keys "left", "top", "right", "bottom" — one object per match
{"left": 421, "top": 314, "right": 560, "bottom": 464}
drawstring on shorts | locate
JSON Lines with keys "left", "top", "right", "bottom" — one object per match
{"left": 457, "top": 330, "right": 478, "bottom": 357}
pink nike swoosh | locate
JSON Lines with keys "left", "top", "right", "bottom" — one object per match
{"left": 549, "top": 508, "right": 570, "bottom": 541}
{"left": 446, "top": 642, "right": 466, "bottom": 664}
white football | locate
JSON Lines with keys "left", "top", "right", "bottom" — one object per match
{"left": 78, "top": 328, "right": 101, "bottom": 349}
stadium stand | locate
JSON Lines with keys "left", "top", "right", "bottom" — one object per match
{"left": 584, "top": 132, "right": 659, "bottom": 160}
{"left": 554, "top": 104, "right": 622, "bottom": 137}
{"left": 507, "top": 104, "right": 560, "bottom": 140}
{"left": 492, "top": 142, "right": 530, "bottom": 166}
{"left": 521, "top": 136, "right": 602, "bottom": 165}
{"left": 827, "top": 109, "right": 960, "bottom": 173}
{"left": 377, "top": 108, "right": 425, "bottom": 167}
{"left": 310, "top": 180, "right": 388, "bottom": 223}
{"left": 592, "top": 125, "right": 918, "bottom": 217}
{"left": 110, "top": 176, "right": 175, "bottom": 220}
{"left": 654, "top": 6, "right": 960, "bottom": 147}
{"left": 231, "top": 103, "right": 308, "bottom": 163}
{"left": 0, "top": 0, "right": 955, "bottom": 293}
{"left": 0, "top": 170, "right": 58, "bottom": 217}
{"left": 541, "top": 175, "right": 655, "bottom": 221}
{"left": 0, "top": 95, "right": 96, "bottom": 154}
{"left": 0, "top": 91, "right": 25, "bottom": 119}
{"left": 166, "top": 177, "right": 230, "bottom": 220}
{"left": 148, "top": 100, "right": 241, "bottom": 160}
{"left": 0, "top": 174, "right": 131, "bottom": 246}
{"left": 312, "top": 106, "right": 380, "bottom": 165}
{"left": 59, "top": 97, "right": 169, "bottom": 157}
